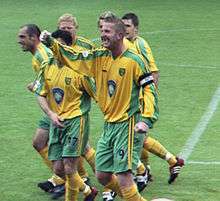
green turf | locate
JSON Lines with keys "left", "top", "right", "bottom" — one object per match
{"left": 0, "top": 0, "right": 220, "bottom": 200}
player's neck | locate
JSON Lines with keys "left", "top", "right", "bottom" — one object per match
{"left": 30, "top": 41, "right": 40, "bottom": 55}
{"left": 111, "top": 41, "right": 125, "bottom": 59}
{"left": 130, "top": 34, "right": 138, "bottom": 42}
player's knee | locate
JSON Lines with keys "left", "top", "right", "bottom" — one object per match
{"left": 96, "top": 171, "right": 112, "bottom": 186}
{"left": 53, "top": 163, "right": 65, "bottom": 178}
{"left": 32, "top": 128, "right": 49, "bottom": 151}
{"left": 63, "top": 158, "right": 78, "bottom": 175}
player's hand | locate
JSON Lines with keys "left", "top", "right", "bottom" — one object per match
{"left": 134, "top": 122, "right": 149, "bottom": 134}
{"left": 152, "top": 71, "right": 159, "bottom": 88}
{"left": 26, "top": 82, "right": 34, "bottom": 92}
{"left": 40, "top": 30, "right": 51, "bottom": 42}
{"left": 49, "top": 112, "right": 64, "bottom": 128}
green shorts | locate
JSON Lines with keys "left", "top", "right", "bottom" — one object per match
{"left": 95, "top": 113, "right": 144, "bottom": 174}
{"left": 48, "top": 113, "right": 90, "bottom": 161}
{"left": 38, "top": 115, "right": 50, "bottom": 130}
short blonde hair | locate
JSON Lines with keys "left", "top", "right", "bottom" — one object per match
{"left": 98, "top": 11, "right": 117, "bottom": 26}
{"left": 99, "top": 11, "right": 117, "bottom": 20}
{"left": 57, "top": 13, "right": 79, "bottom": 29}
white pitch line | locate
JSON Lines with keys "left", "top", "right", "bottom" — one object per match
{"left": 91, "top": 28, "right": 220, "bottom": 42}
{"left": 179, "top": 87, "right": 220, "bottom": 161}
{"left": 159, "top": 62, "right": 219, "bottom": 69}
{"left": 145, "top": 28, "right": 220, "bottom": 35}
{"left": 187, "top": 161, "right": 220, "bottom": 165}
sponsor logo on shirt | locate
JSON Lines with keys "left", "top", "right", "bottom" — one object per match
{"left": 108, "top": 80, "right": 116, "bottom": 97}
{"left": 52, "top": 88, "right": 64, "bottom": 104}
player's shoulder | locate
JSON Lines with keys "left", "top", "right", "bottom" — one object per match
{"left": 123, "top": 48, "right": 147, "bottom": 70}
{"left": 136, "top": 36, "right": 150, "bottom": 47}
{"left": 75, "top": 36, "right": 95, "bottom": 50}
{"left": 35, "top": 43, "right": 53, "bottom": 63}
{"left": 124, "top": 47, "right": 143, "bottom": 61}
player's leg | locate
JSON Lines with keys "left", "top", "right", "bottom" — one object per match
{"left": 83, "top": 142, "right": 96, "bottom": 173}
{"left": 143, "top": 137, "right": 184, "bottom": 183}
{"left": 34, "top": 116, "right": 65, "bottom": 192}
{"left": 114, "top": 114, "right": 148, "bottom": 201}
{"left": 62, "top": 114, "right": 97, "bottom": 201}
{"left": 95, "top": 122, "right": 122, "bottom": 200}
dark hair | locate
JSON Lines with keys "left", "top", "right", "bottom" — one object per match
{"left": 51, "top": 29, "right": 72, "bottom": 46}
{"left": 21, "top": 24, "right": 41, "bottom": 38}
{"left": 122, "top": 12, "right": 139, "bottom": 27}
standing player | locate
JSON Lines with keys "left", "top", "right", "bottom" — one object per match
{"left": 122, "top": 12, "right": 184, "bottom": 184}
{"left": 24, "top": 25, "right": 97, "bottom": 201}
{"left": 98, "top": 12, "right": 151, "bottom": 199}
{"left": 41, "top": 15, "right": 159, "bottom": 201}
{"left": 17, "top": 23, "right": 59, "bottom": 193}
{"left": 37, "top": 13, "right": 97, "bottom": 195}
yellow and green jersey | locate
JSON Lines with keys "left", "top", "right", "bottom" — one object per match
{"left": 32, "top": 42, "right": 54, "bottom": 73}
{"left": 34, "top": 64, "right": 94, "bottom": 120}
{"left": 72, "top": 36, "right": 95, "bottom": 51}
{"left": 123, "top": 37, "right": 158, "bottom": 72}
{"left": 51, "top": 35, "right": 96, "bottom": 98}
{"left": 45, "top": 37, "right": 158, "bottom": 128}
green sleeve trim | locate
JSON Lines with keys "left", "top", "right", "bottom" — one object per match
{"left": 60, "top": 47, "right": 110, "bottom": 61}
{"left": 75, "top": 37, "right": 95, "bottom": 50}
{"left": 140, "top": 116, "right": 153, "bottom": 129}
{"left": 123, "top": 50, "right": 149, "bottom": 73}
{"left": 137, "top": 37, "right": 150, "bottom": 63}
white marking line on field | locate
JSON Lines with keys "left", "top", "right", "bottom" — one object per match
{"left": 187, "top": 161, "right": 220, "bottom": 165}
{"left": 91, "top": 28, "right": 220, "bottom": 41}
{"left": 179, "top": 87, "right": 220, "bottom": 161}
{"left": 145, "top": 28, "right": 220, "bottom": 35}
{"left": 159, "top": 62, "right": 219, "bottom": 69}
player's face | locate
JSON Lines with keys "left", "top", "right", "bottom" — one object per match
{"left": 122, "top": 19, "right": 137, "bottom": 41}
{"left": 58, "top": 21, "right": 76, "bottom": 39}
{"left": 100, "top": 22, "right": 118, "bottom": 50}
{"left": 17, "top": 27, "right": 34, "bottom": 52}
{"left": 98, "top": 19, "right": 104, "bottom": 31}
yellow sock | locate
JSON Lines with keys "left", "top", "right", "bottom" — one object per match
{"left": 168, "top": 156, "right": 177, "bottom": 167}
{"left": 39, "top": 146, "right": 53, "bottom": 170}
{"left": 144, "top": 137, "right": 177, "bottom": 166}
{"left": 48, "top": 174, "right": 65, "bottom": 186}
{"left": 140, "top": 148, "right": 150, "bottom": 167}
{"left": 103, "top": 187, "right": 112, "bottom": 192}
{"left": 84, "top": 148, "right": 96, "bottom": 173}
{"left": 65, "top": 173, "right": 79, "bottom": 201}
{"left": 104, "top": 174, "right": 122, "bottom": 197}
{"left": 74, "top": 173, "right": 91, "bottom": 197}
{"left": 77, "top": 157, "right": 89, "bottom": 178}
{"left": 136, "top": 161, "right": 146, "bottom": 175}
{"left": 144, "top": 137, "right": 168, "bottom": 159}
{"left": 120, "top": 184, "right": 148, "bottom": 201}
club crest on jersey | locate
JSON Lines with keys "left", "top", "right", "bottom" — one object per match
{"left": 108, "top": 80, "right": 116, "bottom": 97}
{"left": 65, "top": 77, "right": 71, "bottom": 85}
{"left": 52, "top": 88, "right": 64, "bottom": 104}
{"left": 119, "top": 68, "right": 125, "bottom": 76}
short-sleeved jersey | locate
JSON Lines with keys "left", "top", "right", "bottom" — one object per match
{"left": 32, "top": 43, "right": 54, "bottom": 73}
{"left": 123, "top": 37, "right": 158, "bottom": 72}
{"left": 45, "top": 38, "right": 158, "bottom": 128}
{"left": 34, "top": 64, "right": 94, "bottom": 120}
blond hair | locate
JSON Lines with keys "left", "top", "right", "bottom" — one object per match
{"left": 98, "top": 11, "right": 117, "bottom": 26}
{"left": 57, "top": 13, "right": 79, "bottom": 29}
